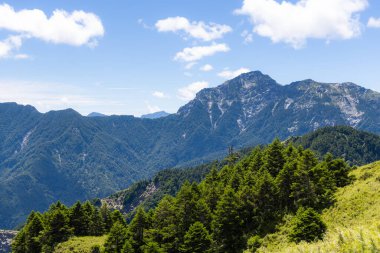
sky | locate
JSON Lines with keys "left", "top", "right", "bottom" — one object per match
{"left": 0, "top": 0, "right": 380, "bottom": 116}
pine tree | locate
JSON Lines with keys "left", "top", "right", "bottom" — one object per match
{"left": 202, "top": 166, "right": 221, "bottom": 212}
{"left": 24, "top": 213, "right": 44, "bottom": 253}
{"left": 12, "top": 230, "right": 27, "bottom": 253}
{"left": 129, "top": 207, "right": 149, "bottom": 251}
{"left": 263, "top": 138, "right": 285, "bottom": 177}
{"left": 253, "top": 168, "right": 279, "bottom": 233}
{"left": 180, "top": 222, "right": 212, "bottom": 253}
{"left": 82, "top": 201, "right": 96, "bottom": 235}
{"left": 276, "top": 159, "right": 298, "bottom": 211}
{"left": 212, "top": 186, "right": 244, "bottom": 253}
{"left": 101, "top": 204, "right": 113, "bottom": 232}
{"left": 91, "top": 208, "right": 105, "bottom": 235}
{"left": 104, "top": 221, "right": 128, "bottom": 253}
{"left": 41, "top": 209, "right": 73, "bottom": 251}
{"left": 111, "top": 210, "right": 126, "bottom": 226}
{"left": 140, "top": 241, "right": 164, "bottom": 253}
{"left": 122, "top": 238, "right": 135, "bottom": 253}
{"left": 151, "top": 196, "right": 177, "bottom": 252}
{"left": 69, "top": 201, "right": 86, "bottom": 236}
{"left": 289, "top": 207, "right": 326, "bottom": 243}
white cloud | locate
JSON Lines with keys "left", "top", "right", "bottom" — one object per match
{"left": 368, "top": 17, "right": 380, "bottom": 28}
{"left": 0, "top": 35, "right": 23, "bottom": 58}
{"left": 0, "top": 3, "right": 104, "bottom": 58}
{"left": 200, "top": 64, "right": 213, "bottom": 72}
{"left": 241, "top": 30, "right": 253, "bottom": 44}
{"left": 155, "top": 16, "right": 232, "bottom": 41}
{"left": 185, "top": 62, "right": 197, "bottom": 70}
{"left": 235, "top": 0, "right": 368, "bottom": 48}
{"left": 138, "top": 18, "right": 152, "bottom": 29}
{"left": 145, "top": 102, "right": 161, "bottom": 113}
{"left": 178, "top": 81, "right": 209, "bottom": 101}
{"left": 0, "top": 80, "right": 118, "bottom": 113}
{"left": 14, "top": 53, "right": 30, "bottom": 59}
{"left": 174, "top": 43, "right": 230, "bottom": 62}
{"left": 152, "top": 91, "right": 166, "bottom": 98}
{"left": 218, "top": 68, "right": 251, "bottom": 79}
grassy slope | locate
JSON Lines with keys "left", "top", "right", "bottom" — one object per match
{"left": 257, "top": 161, "right": 380, "bottom": 253}
{"left": 53, "top": 235, "right": 107, "bottom": 253}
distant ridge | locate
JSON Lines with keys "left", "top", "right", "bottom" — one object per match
{"left": 87, "top": 112, "right": 107, "bottom": 117}
{"left": 141, "top": 111, "right": 170, "bottom": 119}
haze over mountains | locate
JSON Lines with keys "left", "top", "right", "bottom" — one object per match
{"left": 0, "top": 71, "right": 379, "bottom": 229}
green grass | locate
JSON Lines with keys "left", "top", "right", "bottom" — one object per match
{"left": 255, "top": 161, "right": 380, "bottom": 253}
{"left": 54, "top": 235, "right": 107, "bottom": 253}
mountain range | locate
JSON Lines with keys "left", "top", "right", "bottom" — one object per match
{"left": 0, "top": 71, "right": 379, "bottom": 229}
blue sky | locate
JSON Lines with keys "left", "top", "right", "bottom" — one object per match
{"left": 0, "top": 0, "right": 380, "bottom": 116}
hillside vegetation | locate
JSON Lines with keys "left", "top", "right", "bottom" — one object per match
{"left": 255, "top": 161, "right": 380, "bottom": 252}
{"left": 54, "top": 236, "right": 106, "bottom": 253}
{"left": 13, "top": 139, "right": 354, "bottom": 252}
{"left": 102, "top": 126, "right": 380, "bottom": 220}
{"left": 290, "top": 126, "right": 380, "bottom": 166}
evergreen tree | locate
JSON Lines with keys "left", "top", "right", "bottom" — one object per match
{"left": 101, "top": 204, "right": 113, "bottom": 232}
{"left": 41, "top": 209, "right": 73, "bottom": 252}
{"left": 151, "top": 196, "right": 177, "bottom": 252}
{"left": 252, "top": 168, "right": 279, "bottom": 233}
{"left": 12, "top": 230, "right": 27, "bottom": 253}
{"left": 111, "top": 210, "right": 126, "bottom": 226}
{"left": 327, "top": 158, "right": 353, "bottom": 187}
{"left": 104, "top": 221, "right": 128, "bottom": 253}
{"left": 69, "top": 201, "right": 86, "bottom": 236}
{"left": 212, "top": 186, "right": 244, "bottom": 253}
{"left": 91, "top": 208, "right": 105, "bottom": 235}
{"left": 276, "top": 160, "right": 298, "bottom": 211}
{"left": 24, "top": 213, "right": 44, "bottom": 253}
{"left": 82, "top": 201, "right": 96, "bottom": 235}
{"left": 289, "top": 207, "right": 326, "bottom": 243}
{"left": 122, "top": 239, "right": 135, "bottom": 253}
{"left": 263, "top": 138, "right": 285, "bottom": 177}
{"left": 128, "top": 207, "right": 149, "bottom": 251}
{"left": 202, "top": 166, "right": 221, "bottom": 212}
{"left": 180, "top": 222, "right": 212, "bottom": 253}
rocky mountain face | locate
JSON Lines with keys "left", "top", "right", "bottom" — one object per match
{"left": 0, "top": 230, "right": 17, "bottom": 253}
{"left": 0, "top": 71, "right": 379, "bottom": 229}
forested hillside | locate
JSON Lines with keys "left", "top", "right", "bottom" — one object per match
{"left": 290, "top": 126, "right": 380, "bottom": 165}
{"left": 102, "top": 126, "right": 380, "bottom": 218}
{"left": 13, "top": 139, "right": 354, "bottom": 252}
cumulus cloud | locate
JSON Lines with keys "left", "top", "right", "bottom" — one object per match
{"left": 235, "top": 0, "right": 368, "bottom": 48}
{"left": 178, "top": 81, "right": 209, "bottom": 101}
{"left": 200, "top": 64, "right": 214, "bottom": 72}
{"left": 368, "top": 17, "right": 380, "bottom": 28}
{"left": 152, "top": 91, "right": 166, "bottom": 98}
{"left": 155, "top": 16, "right": 232, "bottom": 41}
{"left": 174, "top": 43, "right": 230, "bottom": 62}
{"left": 0, "top": 3, "right": 104, "bottom": 58}
{"left": 0, "top": 35, "right": 23, "bottom": 58}
{"left": 218, "top": 68, "right": 251, "bottom": 79}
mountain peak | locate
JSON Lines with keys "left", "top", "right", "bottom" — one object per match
{"left": 88, "top": 112, "right": 107, "bottom": 117}
{"left": 141, "top": 111, "right": 170, "bottom": 119}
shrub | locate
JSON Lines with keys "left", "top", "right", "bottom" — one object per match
{"left": 289, "top": 208, "right": 326, "bottom": 243}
